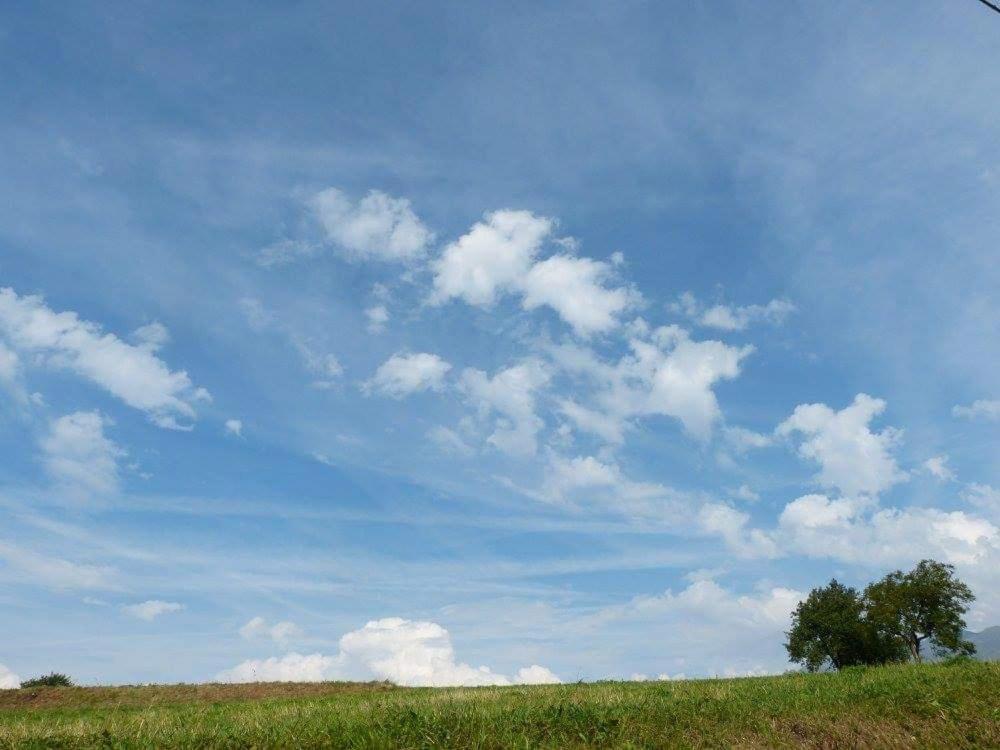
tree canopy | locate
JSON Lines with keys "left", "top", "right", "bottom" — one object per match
{"left": 785, "top": 560, "right": 975, "bottom": 672}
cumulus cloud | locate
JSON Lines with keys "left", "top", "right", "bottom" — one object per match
{"left": 0, "top": 288, "right": 208, "bottom": 429}
{"left": 776, "top": 394, "right": 907, "bottom": 497}
{"left": 224, "top": 419, "right": 243, "bottom": 438}
{"left": 705, "top": 493, "right": 999, "bottom": 568}
{"left": 0, "top": 664, "right": 21, "bottom": 690}
{"left": 671, "top": 292, "right": 795, "bottom": 331}
{"left": 40, "top": 411, "right": 124, "bottom": 500}
{"left": 122, "top": 600, "right": 184, "bottom": 621}
{"left": 218, "top": 617, "right": 560, "bottom": 687}
{"left": 309, "top": 188, "right": 433, "bottom": 262}
{"left": 365, "top": 352, "right": 452, "bottom": 398}
{"left": 431, "top": 210, "right": 552, "bottom": 307}
{"left": 552, "top": 325, "right": 752, "bottom": 442}
{"left": 923, "top": 455, "right": 955, "bottom": 481}
{"left": 520, "top": 254, "right": 635, "bottom": 336}
{"left": 431, "top": 210, "right": 634, "bottom": 335}
{"left": 460, "top": 360, "right": 550, "bottom": 456}
{"left": 239, "top": 616, "right": 303, "bottom": 644}
{"left": 963, "top": 484, "right": 1000, "bottom": 521}
{"left": 952, "top": 399, "right": 1000, "bottom": 421}
{"left": 722, "top": 426, "right": 774, "bottom": 453}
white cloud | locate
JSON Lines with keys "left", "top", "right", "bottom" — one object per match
{"left": 430, "top": 210, "right": 634, "bottom": 335}
{"left": 0, "top": 288, "right": 208, "bottom": 429}
{"left": 589, "top": 578, "right": 802, "bottom": 677}
{"left": 365, "top": 305, "right": 390, "bottom": 333}
{"left": 964, "top": 484, "right": 1000, "bottom": 520}
{"left": 40, "top": 411, "right": 124, "bottom": 500}
{"left": 365, "top": 352, "right": 452, "bottom": 398}
{"left": 0, "top": 664, "right": 21, "bottom": 690}
{"left": 520, "top": 254, "right": 634, "bottom": 336}
{"left": 540, "top": 454, "right": 693, "bottom": 521}
{"left": 130, "top": 321, "right": 170, "bottom": 351}
{"left": 218, "top": 617, "right": 560, "bottom": 687}
{"left": 0, "top": 341, "right": 20, "bottom": 383}
{"left": 0, "top": 541, "right": 114, "bottom": 589}
{"left": 671, "top": 292, "right": 795, "bottom": 331}
{"left": 460, "top": 360, "right": 550, "bottom": 456}
{"left": 217, "top": 652, "right": 341, "bottom": 683}
{"left": 722, "top": 426, "right": 773, "bottom": 453}
{"left": 706, "top": 493, "right": 999, "bottom": 568}
{"left": 776, "top": 394, "right": 907, "bottom": 497}
{"left": 310, "top": 188, "right": 432, "bottom": 262}
{"left": 431, "top": 210, "right": 552, "bottom": 307}
{"left": 731, "top": 484, "right": 760, "bottom": 502}
{"left": 923, "top": 455, "right": 955, "bottom": 481}
{"left": 552, "top": 326, "right": 752, "bottom": 442}
{"left": 122, "top": 600, "right": 184, "bottom": 621}
{"left": 224, "top": 419, "right": 243, "bottom": 438}
{"left": 239, "top": 616, "right": 303, "bottom": 644}
{"left": 952, "top": 399, "right": 1000, "bottom": 421}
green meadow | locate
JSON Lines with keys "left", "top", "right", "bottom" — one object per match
{"left": 1, "top": 660, "right": 998, "bottom": 749}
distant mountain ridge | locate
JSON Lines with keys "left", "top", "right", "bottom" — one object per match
{"left": 966, "top": 626, "right": 1000, "bottom": 661}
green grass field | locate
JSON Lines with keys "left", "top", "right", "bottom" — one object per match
{"left": 1, "top": 660, "right": 997, "bottom": 749}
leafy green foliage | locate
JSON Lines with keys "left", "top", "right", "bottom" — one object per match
{"left": 786, "top": 560, "right": 976, "bottom": 671}
{"left": 865, "top": 559, "right": 976, "bottom": 662}
{"left": 19, "top": 672, "right": 74, "bottom": 688}
{"left": 785, "top": 579, "right": 905, "bottom": 671}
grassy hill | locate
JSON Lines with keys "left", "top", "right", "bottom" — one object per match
{"left": 1, "top": 660, "right": 997, "bottom": 749}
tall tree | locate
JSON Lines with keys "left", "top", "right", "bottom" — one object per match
{"left": 785, "top": 579, "right": 903, "bottom": 671}
{"left": 864, "top": 560, "right": 976, "bottom": 663}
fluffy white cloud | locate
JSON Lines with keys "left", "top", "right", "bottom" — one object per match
{"left": 365, "top": 352, "right": 452, "bottom": 398}
{"left": 671, "top": 292, "right": 795, "bottom": 331}
{"left": 217, "top": 653, "right": 340, "bottom": 683}
{"left": 239, "top": 616, "right": 303, "bottom": 643}
{"left": 520, "top": 254, "right": 634, "bottom": 336}
{"left": 0, "top": 288, "right": 208, "bottom": 429}
{"left": 706, "top": 493, "right": 999, "bottom": 569}
{"left": 431, "top": 210, "right": 552, "bottom": 307}
{"left": 122, "top": 600, "right": 184, "bottom": 621}
{"left": 224, "top": 419, "right": 243, "bottom": 437}
{"left": 218, "top": 617, "right": 560, "bottom": 687}
{"left": 923, "top": 455, "right": 955, "bottom": 481}
{"left": 431, "top": 210, "right": 634, "bottom": 335}
{"left": 40, "top": 411, "right": 123, "bottom": 500}
{"left": 952, "top": 399, "right": 1000, "bottom": 421}
{"left": 460, "top": 360, "right": 550, "bottom": 456}
{"left": 552, "top": 326, "right": 752, "bottom": 442}
{"left": 0, "top": 664, "right": 21, "bottom": 689}
{"left": 776, "top": 394, "right": 907, "bottom": 497}
{"left": 310, "top": 188, "right": 433, "bottom": 262}
{"left": 0, "top": 341, "right": 20, "bottom": 383}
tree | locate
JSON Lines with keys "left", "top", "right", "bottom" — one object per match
{"left": 785, "top": 579, "right": 904, "bottom": 672}
{"left": 864, "top": 559, "right": 976, "bottom": 663}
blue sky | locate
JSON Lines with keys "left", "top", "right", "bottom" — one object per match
{"left": 1, "top": 0, "right": 998, "bottom": 687}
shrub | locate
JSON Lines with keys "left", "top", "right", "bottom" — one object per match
{"left": 20, "top": 672, "right": 73, "bottom": 688}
